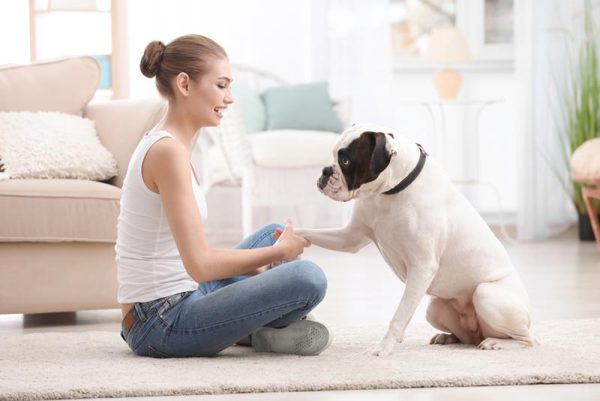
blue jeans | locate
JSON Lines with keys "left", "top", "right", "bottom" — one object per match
{"left": 120, "top": 224, "right": 328, "bottom": 357}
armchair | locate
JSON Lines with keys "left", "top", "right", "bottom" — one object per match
{"left": 200, "top": 65, "right": 352, "bottom": 236}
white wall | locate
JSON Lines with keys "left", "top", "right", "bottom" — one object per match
{"left": 125, "top": 0, "right": 313, "bottom": 99}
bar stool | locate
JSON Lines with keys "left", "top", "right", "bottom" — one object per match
{"left": 582, "top": 186, "right": 600, "bottom": 248}
{"left": 571, "top": 138, "right": 600, "bottom": 248}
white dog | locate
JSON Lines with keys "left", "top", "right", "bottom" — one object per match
{"left": 296, "top": 124, "right": 537, "bottom": 356}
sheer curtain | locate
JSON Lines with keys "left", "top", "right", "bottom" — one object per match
{"left": 515, "top": 0, "right": 577, "bottom": 239}
{"left": 320, "top": 0, "right": 396, "bottom": 128}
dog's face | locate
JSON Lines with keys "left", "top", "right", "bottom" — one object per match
{"left": 318, "top": 124, "right": 397, "bottom": 201}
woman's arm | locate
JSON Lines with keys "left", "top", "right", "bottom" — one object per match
{"left": 143, "top": 137, "right": 308, "bottom": 282}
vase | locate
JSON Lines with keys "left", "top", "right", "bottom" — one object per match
{"left": 578, "top": 212, "right": 599, "bottom": 241}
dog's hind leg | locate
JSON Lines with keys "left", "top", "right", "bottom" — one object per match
{"left": 426, "top": 296, "right": 483, "bottom": 345}
{"left": 473, "top": 274, "right": 538, "bottom": 350}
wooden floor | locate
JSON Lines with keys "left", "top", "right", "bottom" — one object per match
{"left": 1, "top": 227, "right": 599, "bottom": 400}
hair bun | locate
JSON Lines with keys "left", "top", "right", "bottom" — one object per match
{"left": 140, "top": 41, "right": 166, "bottom": 78}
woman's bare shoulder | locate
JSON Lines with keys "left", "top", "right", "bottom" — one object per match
{"left": 145, "top": 136, "right": 189, "bottom": 168}
{"left": 143, "top": 136, "right": 191, "bottom": 189}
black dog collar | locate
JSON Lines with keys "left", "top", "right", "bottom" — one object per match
{"left": 382, "top": 143, "right": 428, "bottom": 195}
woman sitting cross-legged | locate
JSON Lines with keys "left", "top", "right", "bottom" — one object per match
{"left": 117, "top": 34, "right": 330, "bottom": 358}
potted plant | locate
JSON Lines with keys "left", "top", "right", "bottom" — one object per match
{"left": 557, "top": 0, "right": 600, "bottom": 240}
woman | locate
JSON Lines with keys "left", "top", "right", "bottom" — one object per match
{"left": 117, "top": 34, "right": 330, "bottom": 358}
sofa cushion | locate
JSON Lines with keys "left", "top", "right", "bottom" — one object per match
{"left": 249, "top": 130, "right": 340, "bottom": 168}
{"left": 0, "top": 57, "right": 100, "bottom": 116}
{"left": 0, "top": 111, "right": 118, "bottom": 180}
{"left": 261, "top": 82, "right": 343, "bottom": 133}
{"left": 0, "top": 179, "right": 120, "bottom": 242}
{"left": 571, "top": 137, "right": 600, "bottom": 185}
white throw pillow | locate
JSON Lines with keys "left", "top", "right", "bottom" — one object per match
{"left": 0, "top": 111, "right": 118, "bottom": 180}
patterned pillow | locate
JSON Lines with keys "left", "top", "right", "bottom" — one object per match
{"left": 0, "top": 111, "right": 117, "bottom": 180}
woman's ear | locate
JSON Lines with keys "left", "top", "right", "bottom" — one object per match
{"left": 175, "top": 72, "right": 190, "bottom": 96}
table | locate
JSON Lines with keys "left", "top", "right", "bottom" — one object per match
{"left": 399, "top": 99, "right": 513, "bottom": 240}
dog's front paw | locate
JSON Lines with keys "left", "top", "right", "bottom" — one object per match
{"left": 363, "top": 337, "right": 397, "bottom": 356}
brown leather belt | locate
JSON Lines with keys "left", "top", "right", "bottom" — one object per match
{"left": 122, "top": 308, "right": 136, "bottom": 331}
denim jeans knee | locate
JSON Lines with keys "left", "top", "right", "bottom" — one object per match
{"left": 277, "top": 260, "right": 327, "bottom": 303}
{"left": 298, "top": 260, "right": 327, "bottom": 303}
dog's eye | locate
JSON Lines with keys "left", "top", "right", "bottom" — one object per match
{"left": 340, "top": 156, "right": 350, "bottom": 167}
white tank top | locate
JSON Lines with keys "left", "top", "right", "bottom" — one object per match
{"left": 116, "top": 131, "right": 206, "bottom": 303}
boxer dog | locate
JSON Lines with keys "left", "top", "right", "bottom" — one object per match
{"left": 296, "top": 124, "right": 536, "bottom": 356}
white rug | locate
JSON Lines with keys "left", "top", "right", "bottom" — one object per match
{"left": 1, "top": 319, "right": 600, "bottom": 401}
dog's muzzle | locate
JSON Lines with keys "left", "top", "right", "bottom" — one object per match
{"left": 317, "top": 166, "right": 334, "bottom": 190}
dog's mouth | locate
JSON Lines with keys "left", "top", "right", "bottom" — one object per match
{"left": 317, "top": 171, "right": 350, "bottom": 201}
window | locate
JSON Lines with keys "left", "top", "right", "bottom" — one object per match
{"left": 389, "top": 0, "right": 514, "bottom": 65}
{"left": 29, "top": 0, "right": 119, "bottom": 99}
{"left": 0, "top": 1, "right": 30, "bottom": 65}
{"left": 389, "top": 0, "right": 457, "bottom": 57}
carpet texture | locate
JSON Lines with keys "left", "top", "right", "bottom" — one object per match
{"left": 1, "top": 319, "right": 599, "bottom": 400}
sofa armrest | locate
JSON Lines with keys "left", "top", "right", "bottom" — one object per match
{"left": 84, "top": 98, "right": 167, "bottom": 187}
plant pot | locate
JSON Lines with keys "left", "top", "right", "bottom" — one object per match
{"left": 578, "top": 212, "right": 599, "bottom": 241}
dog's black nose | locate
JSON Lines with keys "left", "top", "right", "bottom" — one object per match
{"left": 322, "top": 166, "right": 333, "bottom": 177}
{"left": 317, "top": 175, "right": 329, "bottom": 190}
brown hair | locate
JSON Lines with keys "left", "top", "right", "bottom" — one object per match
{"left": 140, "top": 34, "right": 227, "bottom": 99}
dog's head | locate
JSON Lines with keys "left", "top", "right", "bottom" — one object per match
{"left": 317, "top": 124, "right": 399, "bottom": 201}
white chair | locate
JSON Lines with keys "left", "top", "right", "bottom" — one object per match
{"left": 200, "top": 64, "right": 352, "bottom": 236}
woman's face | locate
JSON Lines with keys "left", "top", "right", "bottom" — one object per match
{"left": 188, "top": 57, "right": 234, "bottom": 127}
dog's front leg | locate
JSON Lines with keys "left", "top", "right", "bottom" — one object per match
{"left": 296, "top": 225, "right": 371, "bottom": 253}
{"left": 367, "top": 264, "right": 437, "bottom": 356}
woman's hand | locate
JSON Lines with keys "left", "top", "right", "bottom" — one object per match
{"left": 275, "top": 219, "right": 310, "bottom": 261}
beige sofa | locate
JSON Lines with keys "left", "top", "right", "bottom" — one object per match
{"left": 0, "top": 57, "right": 166, "bottom": 314}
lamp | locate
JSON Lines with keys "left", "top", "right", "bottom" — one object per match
{"left": 426, "top": 27, "right": 472, "bottom": 101}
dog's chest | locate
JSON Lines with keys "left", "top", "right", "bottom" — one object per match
{"left": 374, "top": 241, "right": 408, "bottom": 282}
{"left": 355, "top": 198, "right": 418, "bottom": 283}
{"left": 369, "top": 220, "right": 411, "bottom": 282}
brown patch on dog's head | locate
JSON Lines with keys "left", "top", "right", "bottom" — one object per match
{"left": 337, "top": 131, "right": 393, "bottom": 191}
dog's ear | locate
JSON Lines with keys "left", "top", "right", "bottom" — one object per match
{"left": 368, "top": 131, "right": 392, "bottom": 176}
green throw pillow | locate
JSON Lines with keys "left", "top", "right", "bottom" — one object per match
{"left": 232, "top": 84, "right": 267, "bottom": 133}
{"left": 261, "top": 82, "right": 343, "bottom": 133}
